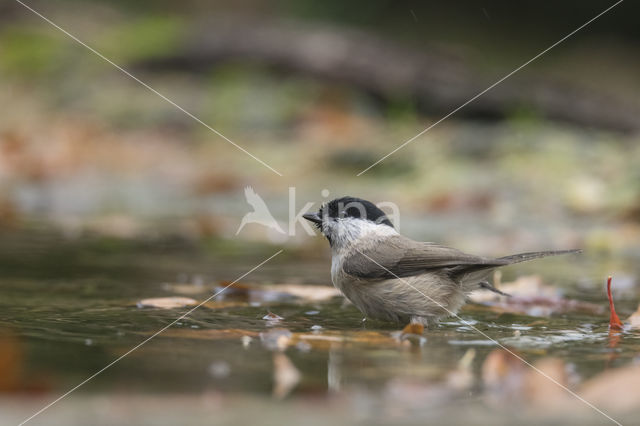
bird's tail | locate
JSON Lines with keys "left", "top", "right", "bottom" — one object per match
{"left": 495, "top": 249, "right": 582, "bottom": 265}
{"left": 455, "top": 249, "right": 581, "bottom": 295}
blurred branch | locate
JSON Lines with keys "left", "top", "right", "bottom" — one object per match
{"left": 137, "top": 17, "right": 640, "bottom": 133}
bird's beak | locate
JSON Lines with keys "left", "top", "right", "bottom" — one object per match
{"left": 303, "top": 212, "right": 322, "bottom": 224}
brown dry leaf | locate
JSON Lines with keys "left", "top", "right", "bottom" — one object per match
{"left": 263, "top": 311, "right": 284, "bottom": 321}
{"left": 627, "top": 305, "right": 640, "bottom": 329}
{"left": 523, "top": 358, "right": 571, "bottom": 411}
{"left": 272, "top": 352, "right": 300, "bottom": 399}
{"left": 482, "top": 349, "right": 573, "bottom": 410}
{"left": 469, "top": 275, "right": 603, "bottom": 317}
{"left": 163, "top": 283, "right": 208, "bottom": 296}
{"left": 146, "top": 327, "right": 403, "bottom": 351}
{"left": 211, "top": 282, "right": 254, "bottom": 300}
{"left": 155, "top": 328, "right": 260, "bottom": 341}
{"left": 579, "top": 365, "right": 640, "bottom": 412}
{"left": 395, "top": 323, "right": 426, "bottom": 347}
{"left": 401, "top": 323, "right": 424, "bottom": 336}
{"left": 165, "top": 282, "right": 339, "bottom": 305}
{"left": 0, "top": 332, "right": 22, "bottom": 392}
{"left": 202, "top": 300, "right": 250, "bottom": 310}
{"left": 290, "top": 330, "right": 399, "bottom": 351}
{"left": 261, "top": 284, "right": 341, "bottom": 302}
{"left": 482, "top": 348, "right": 527, "bottom": 403}
{"left": 137, "top": 297, "right": 198, "bottom": 309}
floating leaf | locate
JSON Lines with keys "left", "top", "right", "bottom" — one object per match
{"left": 469, "top": 275, "right": 603, "bottom": 317}
{"left": 401, "top": 323, "right": 424, "bottom": 336}
{"left": 153, "top": 327, "right": 416, "bottom": 351}
{"left": 158, "top": 328, "right": 259, "bottom": 341}
{"left": 263, "top": 311, "right": 284, "bottom": 321}
{"left": 261, "top": 284, "right": 341, "bottom": 301}
{"left": 136, "top": 297, "right": 198, "bottom": 309}
{"left": 394, "top": 322, "right": 426, "bottom": 346}
{"left": 627, "top": 305, "right": 640, "bottom": 330}
{"left": 162, "top": 282, "right": 208, "bottom": 296}
{"left": 607, "top": 276, "right": 624, "bottom": 330}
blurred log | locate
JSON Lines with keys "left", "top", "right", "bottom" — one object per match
{"left": 138, "top": 18, "right": 640, "bottom": 133}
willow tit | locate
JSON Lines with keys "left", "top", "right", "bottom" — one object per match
{"left": 303, "top": 196, "right": 580, "bottom": 326}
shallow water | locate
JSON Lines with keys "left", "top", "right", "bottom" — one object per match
{"left": 1, "top": 229, "right": 639, "bottom": 425}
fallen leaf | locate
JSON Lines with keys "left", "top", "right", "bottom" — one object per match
{"left": 627, "top": 305, "right": 640, "bottom": 329}
{"left": 202, "top": 300, "right": 250, "bottom": 310}
{"left": 469, "top": 275, "right": 603, "bottom": 317}
{"left": 401, "top": 323, "right": 424, "bottom": 336}
{"left": 261, "top": 284, "right": 341, "bottom": 302}
{"left": 607, "top": 276, "right": 624, "bottom": 330}
{"left": 137, "top": 297, "right": 198, "bottom": 309}
{"left": 157, "top": 328, "right": 260, "bottom": 341}
{"left": 151, "top": 327, "right": 407, "bottom": 351}
{"left": 579, "top": 365, "right": 640, "bottom": 412}
{"left": 210, "top": 282, "right": 339, "bottom": 304}
{"left": 523, "top": 357, "right": 570, "bottom": 410}
{"left": 272, "top": 352, "right": 300, "bottom": 399}
{"left": 393, "top": 322, "right": 426, "bottom": 347}
{"left": 482, "top": 348, "right": 575, "bottom": 411}
{"left": 263, "top": 311, "right": 284, "bottom": 321}
{"left": 0, "top": 332, "right": 22, "bottom": 392}
{"left": 162, "top": 282, "right": 208, "bottom": 296}
{"left": 291, "top": 330, "right": 399, "bottom": 351}
{"left": 0, "top": 330, "right": 49, "bottom": 394}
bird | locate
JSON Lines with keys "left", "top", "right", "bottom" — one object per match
{"left": 236, "top": 187, "right": 284, "bottom": 235}
{"left": 303, "top": 196, "right": 580, "bottom": 326}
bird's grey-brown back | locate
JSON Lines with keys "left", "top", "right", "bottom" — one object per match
{"left": 303, "top": 196, "right": 581, "bottom": 325}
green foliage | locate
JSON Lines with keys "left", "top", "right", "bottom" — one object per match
{"left": 0, "top": 27, "right": 67, "bottom": 78}
{"left": 95, "top": 15, "right": 185, "bottom": 62}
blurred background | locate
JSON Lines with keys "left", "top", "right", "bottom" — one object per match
{"left": 2, "top": 0, "right": 640, "bottom": 424}
{"left": 1, "top": 0, "right": 639, "bottom": 254}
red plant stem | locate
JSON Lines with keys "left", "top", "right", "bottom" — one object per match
{"left": 607, "top": 276, "right": 624, "bottom": 330}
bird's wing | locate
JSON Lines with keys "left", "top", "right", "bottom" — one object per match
{"left": 244, "top": 186, "right": 269, "bottom": 211}
{"left": 342, "top": 234, "right": 507, "bottom": 280}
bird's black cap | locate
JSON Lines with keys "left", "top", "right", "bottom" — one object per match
{"left": 305, "top": 196, "right": 394, "bottom": 228}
